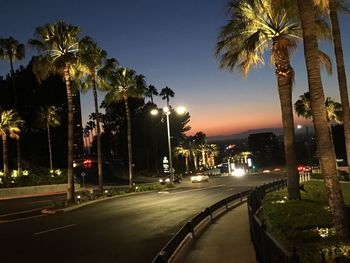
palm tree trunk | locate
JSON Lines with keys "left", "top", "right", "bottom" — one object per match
{"left": 93, "top": 80, "right": 103, "bottom": 194}
{"left": 272, "top": 41, "right": 300, "bottom": 200}
{"left": 10, "top": 57, "right": 22, "bottom": 177}
{"left": 47, "top": 121, "right": 53, "bottom": 171}
{"left": 16, "top": 138, "right": 22, "bottom": 176}
{"left": 124, "top": 96, "right": 133, "bottom": 189}
{"left": 64, "top": 63, "right": 75, "bottom": 203}
{"left": 2, "top": 135, "right": 9, "bottom": 177}
{"left": 297, "top": 0, "right": 349, "bottom": 240}
{"left": 185, "top": 155, "right": 189, "bottom": 174}
{"left": 329, "top": 0, "right": 350, "bottom": 174}
{"left": 193, "top": 154, "right": 198, "bottom": 171}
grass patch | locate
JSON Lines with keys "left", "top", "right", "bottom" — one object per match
{"left": 262, "top": 180, "right": 350, "bottom": 262}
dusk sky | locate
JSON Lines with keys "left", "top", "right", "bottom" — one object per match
{"left": 1, "top": 0, "right": 349, "bottom": 137}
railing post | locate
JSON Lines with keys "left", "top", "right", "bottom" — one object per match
{"left": 290, "top": 246, "right": 299, "bottom": 263}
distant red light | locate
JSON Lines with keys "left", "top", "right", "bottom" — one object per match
{"left": 297, "top": 166, "right": 304, "bottom": 171}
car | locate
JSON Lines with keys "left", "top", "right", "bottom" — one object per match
{"left": 159, "top": 175, "right": 182, "bottom": 185}
{"left": 191, "top": 174, "right": 209, "bottom": 183}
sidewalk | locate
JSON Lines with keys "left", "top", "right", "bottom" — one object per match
{"left": 183, "top": 202, "right": 257, "bottom": 263}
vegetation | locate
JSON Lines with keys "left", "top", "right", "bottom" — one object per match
{"left": 297, "top": 0, "right": 349, "bottom": 240}
{"left": 262, "top": 180, "right": 350, "bottom": 262}
{"left": 0, "top": 109, "right": 22, "bottom": 178}
{"left": 78, "top": 36, "right": 118, "bottom": 194}
{"left": 29, "top": 20, "right": 81, "bottom": 203}
{"left": 216, "top": 0, "right": 302, "bottom": 199}
{"left": 104, "top": 67, "right": 147, "bottom": 188}
{"left": 0, "top": 37, "right": 26, "bottom": 176}
{"left": 38, "top": 105, "right": 61, "bottom": 171}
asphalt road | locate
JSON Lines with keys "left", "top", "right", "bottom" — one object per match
{"left": 0, "top": 173, "right": 284, "bottom": 263}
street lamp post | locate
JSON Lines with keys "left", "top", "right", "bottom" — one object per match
{"left": 164, "top": 107, "right": 174, "bottom": 181}
{"left": 297, "top": 125, "right": 312, "bottom": 165}
{"left": 151, "top": 106, "right": 186, "bottom": 182}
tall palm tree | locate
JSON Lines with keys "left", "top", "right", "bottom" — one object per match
{"left": 216, "top": 0, "right": 302, "bottom": 199}
{"left": 38, "top": 106, "right": 61, "bottom": 171}
{"left": 105, "top": 67, "right": 146, "bottom": 189}
{"left": 29, "top": 20, "right": 80, "bottom": 203}
{"left": 0, "top": 37, "right": 25, "bottom": 177}
{"left": 160, "top": 86, "right": 174, "bottom": 107}
{"left": 145, "top": 85, "right": 159, "bottom": 104}
{"left": 297, "top": 0, "right": 349, "bottom": 240}
{"left": 315, "top": 0, "right": 350, "bottom": 175}
{"left": 0, "top": 109, "right": 22, "bottom": 178}
{"left": 78, "top": 37, "right": 118, "bottom": 194}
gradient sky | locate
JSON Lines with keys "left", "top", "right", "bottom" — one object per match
{"left": 1, "top": 0, "right": 349, "bottom": 137}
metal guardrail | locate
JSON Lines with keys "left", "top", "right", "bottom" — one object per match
{"left": 152, "top": 189, "right": 251, "bottom": 263}
{"left": 247, "top": 179, "right": 299, "bottom": 263}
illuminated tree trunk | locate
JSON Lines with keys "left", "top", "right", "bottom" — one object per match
{"left": 297, "top": 0, "right": 349, "bottom": 240}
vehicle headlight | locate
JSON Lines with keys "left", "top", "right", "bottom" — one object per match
{"left": 165, "top": 178, "right": 170, "bottom": 183}
{"left": 159, "top": 179, "right": 163, "bottom": 182}
{"left": 232, "top": 168, "right": 245, "bottom": 177}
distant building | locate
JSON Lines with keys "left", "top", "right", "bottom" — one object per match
{"left": 72, "top": 91, "right": 84, "bottom": 159}
{"left": 248, "top": 132, "right": 282, "bottom": 167}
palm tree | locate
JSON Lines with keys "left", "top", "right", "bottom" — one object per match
{"left": 145, "top": 85, "right": 158, "bottom": 104}
{"left": 78, "top": 37, "right": 118, "bottom": 194}
{"left": 297, "top": 0, "right": 349, "bottom": 240}
{"left": 295, "top": 92, "right": 342, "bottom": 123}
{"left": 160, "top": 86, "right": 174, "bottom": 107}
{"left": 174, "top": 143, "right": 191, "bottom": 175}
{"left": 83, "top": 126, "right": 91, "bottom": 154}
{"left": 38, "top": 106, "right": 61, "bottom": 171}
{"left": 29, "top": 20, "right": 80, "bottom": 203}
{"left": 205, "top": 144, "right": 219, "bottom": 168}
{"left": 0, "top": 37, "right": 25, "bottom": 177}
{"left": 0, "top": 109, "right": 22, "bottom": 178}
{"left": 86, "top": 120, "right": 96, "bottom": 146}
{"left": 316, "top": 0, "right": 350, "bottom": 176}
{"left": 105, "top": 67, "right": 146, "bottom": 189}
{"left": 216, "top": 0, "right": 302, "bottom": 199}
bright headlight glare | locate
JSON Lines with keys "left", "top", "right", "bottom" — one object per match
{"left": 232, "top": 168, "right": 245, "bottom": 177}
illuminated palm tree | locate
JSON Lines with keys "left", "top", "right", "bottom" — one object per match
{"left": 296, "top": 0, "right": 349, "bottom": 240}
{"left": 160, "top": 86, "right": 174, "bottom": 107}
{"left": 216, "top": 0, "right": 303, "bottom": 199}
{"left": 0, "top": 110, "right": 22, "bottom": 177}
{"left": 29, "top": 20, "right": 80, "bottom": 203}
{"left": 38, "top": 106, "right": 61, "bottom": 171}
{"left": 105, "top": 67, "right": 146, "bottom": 188}
{"left": 0, "top": 37, "right": 25, "bottom": 177}
{"left": 174, "top": 144, "right": 191, "bottom": 174}
{"left": 78, "top": 36, "right": 118, "bottom": 194}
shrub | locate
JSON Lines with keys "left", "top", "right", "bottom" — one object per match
{"left": 261, "top": 181, "right": 350, "bottom": 262}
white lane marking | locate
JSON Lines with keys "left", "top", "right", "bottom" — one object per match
{"left": 0, "top": 207, "right": 44, "bottom": 218}
{"left": 170, "top": 184, "right": 225, "bottom": 195}
{"left": 158, "top": 191, "right": 170, "bottom": 194}
{"left": 0, "top": 214, "right": 45, "bottom": 224}
{"left": 34, "top": 224, "right": 77, "bottom": 235}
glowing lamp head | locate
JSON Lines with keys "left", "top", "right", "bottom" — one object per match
{"left": 163, "top": 106, "right": 170, "bottom": 114}
{"left": 297, "top": 125, "right": 302, "bottom": 129}
{"left": 176, "top": 106, "right": 186, "bottom": 115}
{"left": 150, "top": 109, "right": 158, "bottom": 115}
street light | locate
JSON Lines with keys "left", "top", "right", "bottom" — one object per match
{"left": 297, "top": 125, "right": 312, "bottom": 165}
{"left": 151, "top": 106, "right": 186, "bottom": 182}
